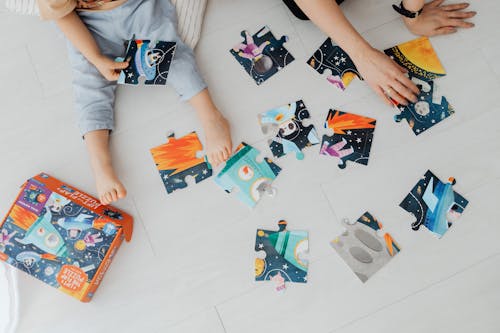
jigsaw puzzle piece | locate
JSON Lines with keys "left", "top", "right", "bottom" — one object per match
{"left": 384, "top": 37, "right": 445, "bottom": 82}
{"left": 215, "top": 143, "right": 281, "bottom": 208}
{"left": 230, "top": 26, "right": 295, "bottom": 85}
{"left": 117, "top": 39, "right": 176, "bottom": 85}
{"left": 394, "top": 76, "right": 454, "bottom": 135}
{"left": 330, "top": 212, "right": 400, "bottom": 283}
{"left": 320, "top": 110, "right": 376, "bottom": 169}
{"left": 259, "top": 100, "right": 319, "bottom": 160}
{"left": 150, "top": 132, "right": 212, "bottom": 194}
{"left": 399, "top": 170, "right": 469, "bottom": 238}
{"left": 307, "top": 38, "right": 362, "bottom": 90}
{"left": 255, "top": 220, "right": 308, "bottom": 291}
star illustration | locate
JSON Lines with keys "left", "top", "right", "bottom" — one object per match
{"left": 346, "top": 130, "right": 352, "bottom": 135}
{"left": 282, "top": 264, "right": 288, "bottom": 270}
{"left": 258, "top": 243, "right": 264, "bottom": 249}
{"left": 356, "top": 138, "right": 362, "bottom": 143}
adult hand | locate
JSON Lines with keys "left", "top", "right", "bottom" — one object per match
{"left": 93, "top": 55, "right": 129, "bottom": 81}
{"left": 353, "top": 47, "right": 419, "bottom": 106}
{"left": 403, "top": 0, "right": 476, "bottom": 36}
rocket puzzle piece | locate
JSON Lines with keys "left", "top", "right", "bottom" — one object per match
{"left": 399, "top": 170, "right": 469, "bottom": 238}
{"left": 307, "top": 38, "right": 362, "bottom": 90}
{"left": 215, "top": 143, "right": 281, "bottom": 208}
{"left": 320, "top": 110, "right": 376, "bottom": 169}
{"left": 330, "top": 212, "right": 400, "bottom": 283}
{"left": 394, "top": 76, "right": 454, "bottom": 135}
{"left": 255, "top": 220, "right": 308, "bottom": 292}
{"left": 230, "top": 26, "right": 295, "bottom": 85}
{"left": 384, "top": 37, "right": 446, "bottom": 82}
{"left": 258, "top": 100, "right": 319, "bottom": 160}
{"left": 150, "top": 132, "right": 212, "bottom": 194}
{"left": 117, "top": 39, "right": 176, "bottom": 85}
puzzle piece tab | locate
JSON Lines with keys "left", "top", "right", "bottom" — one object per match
{"left": 394, "top": 76, "right": 454, "bottom": 135}
{"left": 320, "top": 110, "right": 376, "bottom": 169}
{"left": 255, "top": 220, "right": 308, "bottom": 291}
{"left": 330, "top": 212, "right": 400, "bottom": 283}
{"left": 150, "top": 132, "right": 212, "bottom": 194}
{"left": 307, "top": 38, "right": 362, "bottom": 90}
{"left": 399, "top": 170, "right": 469, "bottom": 238}
{"left": 215, "top": 143, "right": 281, "bottom": 208}
{"left": 384, "top": 37, "right": 446, "bottom": 82}
{"left": 230, "top": 26, "right": 295, "bottom": 85}
{"left": 117, "top": 39, "right": 176, "bottom": 85}
{"left": 258, "top": 100, "right": 319, "bottom": 160}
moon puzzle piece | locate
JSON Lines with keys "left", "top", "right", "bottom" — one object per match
{"left": 307, "top": 38, "right": 362, "bottom": 90}
{"left": 399, "top": 170, "right": 469, "bottom": 238}
{"left": 215, "top": 143, "right": 281, "bottom": 208}
{"left": 117, "top": 39, "right": 177, "bottom": 85}
{"left": 255, "top": 220, "right": 308, "bottom": 292}
{"left": 150, "top": 132, "right": 213, "bottom": 194}
{"left": 320, "top": 110, "right": 376, "bottom": 169}
{"left": 230, "top": 26, "right": 295, "bottom": 85}
{"left": 330, "top": 212, "right": 400, "bottom": 283}
{"left": 258, "top": 100, "right": 319, "bottom": 160}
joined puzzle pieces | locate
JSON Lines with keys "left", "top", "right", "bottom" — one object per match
{"left": 150, "top": 132, "right": 212, "bottom": 194}
{"left": 330, "top": 212, "right": 400, "bottom": 283}
{"left": 399, "top": 170, "right": 469, "bottom": 238}
{"left": 215, "top": 143, "right": 281, "bottom": 208}
{"left": 230, "top": 26, "right": 295, "bottom": 85}
{"left": 258, "top": 100, "right": 319, "bottom": 160}
{"left": 255, "top": 220, "right": 308, "bottom": 292}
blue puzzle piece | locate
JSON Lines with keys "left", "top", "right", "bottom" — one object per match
{"left": 215, "top": 143, "right": 281, "bottom": 207}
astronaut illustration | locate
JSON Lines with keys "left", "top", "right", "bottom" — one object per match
{"left": 320, "top": 139, "right": 354, "bottom": 167}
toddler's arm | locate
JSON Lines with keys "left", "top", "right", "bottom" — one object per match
{"left": 56, "top": 11, "right": 128, "bottom": 81}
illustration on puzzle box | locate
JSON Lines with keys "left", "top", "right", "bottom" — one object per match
{"left": 399, "top": 170, "right": 469, "bottom": 238}
{"left": 330, "top": 212, "right": 400, "bottom": 283}
{"left": 394, "top": 76, "right": 454, "bottom": 135}
{"left": 215, "top": 143, "right": 281, "bottom": 208}
{"left": 150, "top": 132, "right": 212, "bottom": 194}
{"left": 307, "top": 38, "right": 362, "bottom": 90}
{"left": 117, "top": 39, "right": 177, "bottom": 85}
{"left": 255, "top": 220, "right": 308, "bottom": 292}
{"left": 230, "top": 26, "right": 295, "bottom": 85}
{"left": 258, "top": 100, "right": 319, "bottom": 160}
{"left": 320, "top": 110, "right": 376, "bottom": 169}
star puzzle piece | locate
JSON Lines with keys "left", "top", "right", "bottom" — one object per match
{"left": 384, "top": 37, "right": 446, "bottom": 82}
{"left": 230, "top": 26, "right": 295, "bottom": 85}
{"left": 320, "top": 110, "right": 376, "bottom": 169}
{"left": 307, "top": 38, "right": 362, "bottom": 90}
{"left": 150, "top": 132, "right": 212, "bottom": 194}
{"left": 255, "top": 220, "right": 308, "bottom": 291}
{"left": 258, "top": 100, "right": 319, "bottom": 160}
{"left": 394, "top": 76, "right": 454, "bottom": 135}
{"left": 399, "top": 170, "right": 469, "bottom": 238}
{"left": 117, "top": 39, "right": 176, "bottom": 85}
{"left": 330, "top": 212, "right": 400, "bottom": 283}
{"left": 215, "top": 143, "right": 281, "bottom": 208}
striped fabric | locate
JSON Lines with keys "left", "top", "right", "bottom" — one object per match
{"left": 4, "top": 0, "right": 208, "bottom": 48}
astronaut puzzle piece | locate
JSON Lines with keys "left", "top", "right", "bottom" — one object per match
{"left": 330, "top": 212, "right": 400, "bottom": 283}
{"left": 320, "top": 110, "right": 376, "bottom": 169}
{"left": 258, "top": 100, "right": 319, "bottom": 160}
{"left": 117, "top": 39, "right": 176, "bottom": 85}
{"left": 230, "top": 26, "right": 295, "bottom": 85}
{"left": 394, "top": 76, "right": 454, "bottom": 135}
{"left": 215, "top": 143, "right": 281, "bottom": 208}
{"left": 307, "top": 38, "right": 362, "bottom": 90}
{"left": 384, "top": 37, "right": 446, "bottom": 82}
{"left": 399, "top": 170, "right": 469, "bottom": 239}
{"left": 150, "top": 132, "right": 212, "bottom": 194}
{"left": 255, "top": 220, "right": 308, "bottom": 292}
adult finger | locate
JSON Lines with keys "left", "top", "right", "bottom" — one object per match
{"left": 391, "top": 79, "right": 418, "bottom": 103}
{"left": 447, "top": 10, "right": 476, "bottom": 19}
{"left": 441, "top": 3, "right": 469, "bottom": 11}
{"left": 446, "top": 18, "right": 475, "bottom": 28}
{"left": 394, "top": 72, "right": 419, "bottom": 95}
{"left": 374, "top": 86, "right": 393, "bottom": 107}
{"left": 428, "top": 0, "right": 446, "bottom": 8}
{"left": 386, "top": 85, "right": 409, "bottom": 106}
{"left": 433, "top": 26, "right": 458, "bottom": 35}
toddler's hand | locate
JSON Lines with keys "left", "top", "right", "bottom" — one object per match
{"left": 93, "top": 55, "right": 129, "bottom": 81}
{"left": 404, "top": 0, "right": 476, "bottom": 36}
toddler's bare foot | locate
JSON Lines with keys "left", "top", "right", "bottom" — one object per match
{"left": 202, "top": 112, "right": 233, "bottom": 167}
{"left": 93, "top": 161, "right": 127, "bottom": 205}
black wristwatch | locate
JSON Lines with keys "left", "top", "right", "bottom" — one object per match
{"left": 392, "top": 1, "right": 423, "bottom": 18}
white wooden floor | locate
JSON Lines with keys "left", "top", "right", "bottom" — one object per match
{"left": 1, "top": 0, "right": 499, "bottom": 332}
